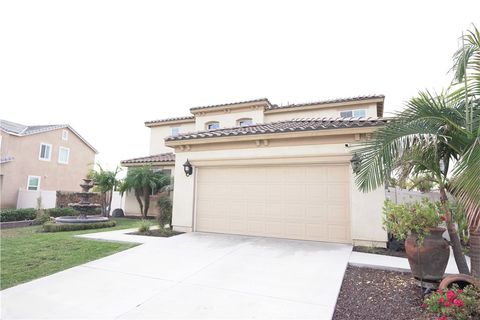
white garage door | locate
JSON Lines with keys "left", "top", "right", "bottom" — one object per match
{"left": 195, "top": 164, "right": 351, "bottom": 243}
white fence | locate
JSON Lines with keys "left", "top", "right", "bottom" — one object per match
{"left": 385, "top": 187, "right": 441, "bottom": 204}
{"left": 16, "top": 190, "right": 123, "bottom": 214}
{"left": 16, "top": 190, "right": 57, "bottom": 209}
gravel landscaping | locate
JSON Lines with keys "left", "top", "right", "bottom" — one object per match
{"left": 333, "top": 266, "right": 431, "bottom": 320}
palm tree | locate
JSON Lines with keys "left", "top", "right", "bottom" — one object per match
{"left": 89, "top": 164, "right": 121, "bottom": 217}
{"left": 120, "top": 166, "right": 171, "bottom": 218}
{"left": 353, "top": 25, "right": 480, "bottom": 277}
{"left": 450, "top": 24, "right": 480, "bottom": 278}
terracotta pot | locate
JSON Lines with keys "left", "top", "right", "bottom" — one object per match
{"left": 405, "top": 227, "right": 450, "bottom": 281}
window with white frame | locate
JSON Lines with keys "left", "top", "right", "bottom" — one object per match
{"left": 62, "top": 130, "right": 69, "bottom": 141}
{"left": 205, "top": 121, "right": 220, "bottom": 130}
{"left": 340, "top": 109, "right": 367, "bottom": 118}
{"left": 39, "top": 143, "right": 52, "bottom": 161}
{"left": 27, "top": 176, "right": 41, "bottom": 191}
{"left": 237, "top": 118, "right": 253, "bottom": 127}
{"left": 58, "top": 147, "right": 70, "bottom": 164}
{"left": 171, "top": 127, "right": 180, "bottom": 136}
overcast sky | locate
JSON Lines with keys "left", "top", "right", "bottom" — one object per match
{"left": 1, "top": 0, "right": 478, "bottom": 170}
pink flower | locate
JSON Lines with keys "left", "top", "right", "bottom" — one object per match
{"left": 444, "top": 301, "right": 452, "bottom": 308}
{"left": 437, "top": 316, "right": 448, "bottom": 320}
{"left": 446, "top": 290, "right": 456, "bottom": 302}
{"left": 438, "top": 297, "right": 445, "bottom": 304}
{"left": 453, "top": 299, "right": 464, "bottom": 307}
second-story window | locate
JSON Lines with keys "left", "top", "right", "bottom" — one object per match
{"left": 58, "top": 147, "right": 70, "bottom": 164}
{"left": 237, "top": 118, "right": 253, "bottom": 127}
{"left": 340, "top": 109, "right": 366, "bottom": 118}
{"left": 171, "top": 127, "right": 180, "bottom": 136}
{"left": 39, "top": 143, "right": 52, "bottom": 161}
{"left": 206, "top": 121, "right": 220, "bottom": 130}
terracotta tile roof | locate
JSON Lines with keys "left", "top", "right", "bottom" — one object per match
{"left": 144, "top": 116, "right": 195, "bottom": 126}
{"left": 0, "top": 119, "right": 98, "bottom": 153}
{"left": 266, "top": 95, "right": 385, "bottom": 111}
{"left": 165, "top": 117, "right": 387, "bottom": 142}
{"left": 190, "top": 98, "right": 271, "bottom": 111}
{"left": 120, "top": 153, "right": 176, "bottom": 165}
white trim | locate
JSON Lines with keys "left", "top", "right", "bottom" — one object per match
{"left": 62, "top": 129, "right": 69, "bottom": 141}
{"left": 58, "top": 147, "right": 70, "bottom": 164}
{"left": 38, "top": 143, "right": 52, "bottom": 161}
{"left": 27, "top": 175, "right": 41, "bottom": 191}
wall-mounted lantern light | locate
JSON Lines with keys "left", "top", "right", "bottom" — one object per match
{"left": 350, "top": 153, "right": 361, "bottom": 174}
{"left": 183, "top": 159, "right": 193, "bottom": 177}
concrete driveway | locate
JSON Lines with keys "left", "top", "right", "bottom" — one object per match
{"left": 1, "top": 232, "right": 352, "bottom": 319}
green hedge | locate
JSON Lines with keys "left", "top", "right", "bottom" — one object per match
{"left": 42, "top": 220, "right": 116, "bottom": 232}
{"left": 0, "top": 208, "right": 37, "bottom": 222}
{"left": 46, "top": 208, "right": 78, "bottom": 217}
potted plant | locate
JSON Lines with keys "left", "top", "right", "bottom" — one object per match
{"left": 383, "top": 199, "right": 450, "bottom": 282}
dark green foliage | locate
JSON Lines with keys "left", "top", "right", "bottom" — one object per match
{"left": 32, "top": 210, "right": 51, "bottom": 225}
{"left": 157, "top": 196, "right": 173, "bottom": 228}
{"left": 46, "top": 207, "right": 78, "bottom": 217}
{"left": 0, "top": 208, "right": 37, "bottom": 222}
{"left": 42, "top": 220, "right": 116, "bottom": 232}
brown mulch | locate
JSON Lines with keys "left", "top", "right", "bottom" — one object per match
{"left": 353, "top": 246, "right": 407, "bottom": 258}
{"left": 333, "top": 266, "right": 432, "bottom": 320}
{"left": 129, "top": 229, "right": 183, "bottom": 237}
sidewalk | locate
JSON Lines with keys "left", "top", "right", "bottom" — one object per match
{"left": 349, "top": 250, "right": 471, "bottom": 274}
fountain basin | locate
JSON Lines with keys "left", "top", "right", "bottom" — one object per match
{"left": 55, "top": 216, "right": 109, "bottom": 224}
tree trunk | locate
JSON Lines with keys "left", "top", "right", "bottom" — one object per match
{"left": 106, "top": 189, "right": 113, "bottom": 217}
{"left": 135, "top": 191, "right": 143, "bottom": 217}
{"left": 439, "top": 187, "right": 470, "bottom": 274}
{"left": 470, "top": 227, "right": 480, "bottom": 278}
{"left": 143, "top": 187, "right": 150, "bottom": 218}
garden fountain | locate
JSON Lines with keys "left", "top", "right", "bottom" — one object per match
{"left": 55, "top": 178, "right": 109, "bottom": 224}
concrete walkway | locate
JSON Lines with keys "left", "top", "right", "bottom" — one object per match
{"left": 349, "top": 250, "right": 470, "bottom": 274}
{"left": 1, "top": 231, "right": 352, "bottom": 320}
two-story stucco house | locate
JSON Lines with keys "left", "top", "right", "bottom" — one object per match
{"left": 0, "top": 120, "right": 97, "bottom": 209}
{"left": 121, "top": 95, "right": 387, "bottom": 246}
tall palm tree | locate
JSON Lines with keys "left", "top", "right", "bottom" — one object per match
{"left": 353, "top": 25, "right": 480, "bottom": 277}
{"left": 120, "top": 166, "right": 171, "bottom": 218}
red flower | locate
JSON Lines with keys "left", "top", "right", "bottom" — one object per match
{"left": 447, "top": 290, "right": 456, "bottom": 302}
{"left": 458, "top": 289, "right": 463, "bottom": 294}
{"left": 437, "top": 316, "right": 448, "bottom": 320}
{"left": 421, "top": 303, "right": 427, "bottom": 309}
{"left": 440, "top": 215, "right": 446, "bottom": 221}
{"left": 438, "top": 297, "right": 445, "bottom": 303}
{"left": 444, "top": 301, "right": 452, "bottom": 307}
{"left": 453, "top": 299, "right": 464, "bottom": 307}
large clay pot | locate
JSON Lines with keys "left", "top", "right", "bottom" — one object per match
{"left": 405, "top": 227, "right": 450, "bottom": 282}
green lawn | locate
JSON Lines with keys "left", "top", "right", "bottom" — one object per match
{"left": 0, "top": 218, "right": 141, "bottom": 290}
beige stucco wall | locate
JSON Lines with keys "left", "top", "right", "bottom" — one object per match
{"left": 194, "top": 107, "right": 265, "bottom": 131}
{"left": 0, "top": 129, "right": 96, "bottom": 208}
{"left": 170, "top": 139, "right": 387, "bottom": 245}
{"left": 149, "top": 122, "right": 196, "bottom": 155}
{"left": 264, "top": 102, "right": 378, "bottom": 122}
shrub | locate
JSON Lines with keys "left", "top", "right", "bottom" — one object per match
{"left": 32, "top": 210, "right": 51, "bottom": 225}
{"left": 382, "top": 199, "right": 442, "bottom": 242}
{"left": 138, "top": 220, "right": 151, "bottom": 233}
{"left": 42, "top": 220, "right": 116, "bottom": 232}
{"left": 0, "top": 208, "right": 37, "bottom": 222}
{"left": 423, "top": 284, "right": 480, "bottom": 320}
{"left": 46, "top": 207, "right": 78, "bottom": 217}
{"left": 157, "top": 196, "right": 172, "bottom": 229}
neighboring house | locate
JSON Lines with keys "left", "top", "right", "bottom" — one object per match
{"left": 0, "top": 119, "right": 97, "bottom": 209}
{"left": 121, "top": 95, "right": 387, "bottom": 246}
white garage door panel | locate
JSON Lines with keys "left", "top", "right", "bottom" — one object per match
{"left": 195, "top": 165, "right": 351, "bottom": 243}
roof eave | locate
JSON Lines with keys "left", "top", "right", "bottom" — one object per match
{"left": 165, "top": 125, "right": 382, "bottom": 147}
{"left": 145, "top": 118, "right": 195, "bottom": 128}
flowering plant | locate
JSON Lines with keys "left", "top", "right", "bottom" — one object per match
{"left": 423, "top": 284, "right": 480, "bottom": 320}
